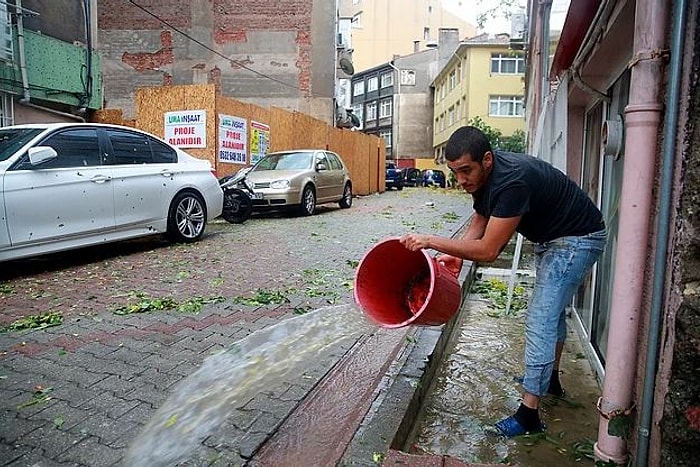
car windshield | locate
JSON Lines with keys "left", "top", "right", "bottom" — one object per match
{"left": 0, "top": 128, "right": 43, "bottom": 162}
{"left": 253, "top": 151, "right": 314, "bottom": 171}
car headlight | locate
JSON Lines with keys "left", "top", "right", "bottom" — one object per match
{"left": 270, "top": 179, "right": 290, "bottom": 189}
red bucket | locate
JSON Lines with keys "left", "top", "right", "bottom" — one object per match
{"left": 354, "top": 237, "right": 462, "bottom": 328}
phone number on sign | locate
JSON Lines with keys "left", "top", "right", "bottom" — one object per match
{"left": 219, "top": 151, "right": 246, "bottom": 163}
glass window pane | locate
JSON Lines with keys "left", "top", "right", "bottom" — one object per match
{"left": 150, "top": 138, "right": 177, "bottom": 163}
{"left": 40, "top": 129, "right": 101, "bottom": 168}
{"left": 502, "top": 59, "right": 516, "bottom": 74}
{"left": 108, "top": 130, "right": 152, "bottom": 164}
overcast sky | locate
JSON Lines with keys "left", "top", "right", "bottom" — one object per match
{"left": 442, "top": 0, "right": 570, "bottom": 35}
{"left": 442, "top": 0, "right": 523, "bottom": 34}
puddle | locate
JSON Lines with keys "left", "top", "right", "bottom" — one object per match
{"left": 124, "top": 304, "right": 376, "bottom": 467}
{"left": 409, "top": 276, "right": 601, "bottom": 466}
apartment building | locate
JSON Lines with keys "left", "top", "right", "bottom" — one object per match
{"left": 351, "top": 29, "right": 460, "bottom": 166}
{"left": 97, "top": 0, "right": 342, "bottom": 123}
{"left": 0, "top": 0, "right": 102, "bottom": 124}
{"left": 350, "top": 0, "right": 475, "bottom": 71}
{"left": 432, "top": 33, "right": 525, "bottom": 162}
{"left": 524, "top": 0, "right": 700, "bottom": 465}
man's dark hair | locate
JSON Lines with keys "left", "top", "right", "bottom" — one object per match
{"left": 444, "top": 126, "right": 492, "bottom": 163}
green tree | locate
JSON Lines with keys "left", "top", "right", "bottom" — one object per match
{"left": 472, "top": 0, "right": 523, "bottom": 29}
{"left": 467, "top": 116, "right": 527, "bottom": 153}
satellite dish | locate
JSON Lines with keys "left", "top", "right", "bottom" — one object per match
{"left": 339, "top": 57, "right": 355, "bottom": 76}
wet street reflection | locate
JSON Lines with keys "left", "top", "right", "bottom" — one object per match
{"left": 410, "top": 271, "right": 601, "bottom": 466}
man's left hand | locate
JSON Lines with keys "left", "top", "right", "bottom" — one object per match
{"left": 400, "top": 234, "right": 433, "bottom": 251}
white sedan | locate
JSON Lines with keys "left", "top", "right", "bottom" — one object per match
{"left": 0, "top": 123, "right": 223, "bottom": 262}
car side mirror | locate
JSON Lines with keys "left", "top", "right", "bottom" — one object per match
{"left": 28, "top": 146, "right": 58, "bottom": 166}
{"left": 316, "top": 162, "right": 327, "bottom": 171}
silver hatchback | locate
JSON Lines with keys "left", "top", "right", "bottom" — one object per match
{"left": 245, "top": 150, "right": 353, "bottom": 216}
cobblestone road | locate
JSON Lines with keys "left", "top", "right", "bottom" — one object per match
{"left": 0, "top": 188, "right": 473, "bottom": 466}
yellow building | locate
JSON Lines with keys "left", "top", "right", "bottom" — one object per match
{"left": 350, "top": 0, "right": 476, "bottom": 72}
{"left": 432, "top": 33, "right": 526, "bottom": 163}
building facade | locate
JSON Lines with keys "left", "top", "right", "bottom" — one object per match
{"left": 351, "top": 29, "right": 460, "bottom": 166}
{"left": 96, "top": 0, "right": 341, "bottom": 123}
{"left": 0, "top": 0, "right": 102, "bottom": 124}
{"left": 525, "top": 0, "right": 700, "bottom": 465}
{"left": 350, "top": 0, "right": 476, "bottom": 71}
{"left": 432, "top": 33, "right": 526, "bottom": 163}
{"left": 350, "top": 62, "right": 396, "bottom": 159}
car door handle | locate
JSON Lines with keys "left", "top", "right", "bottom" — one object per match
{"left": 89, "top": 175, "right": 111, "bottom": 184}
{"left": 160, "top": 169, "right": 179, "bottom": 177}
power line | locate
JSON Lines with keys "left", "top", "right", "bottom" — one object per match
{"left": 0, "top": 77, "right": 84, "bottom": 98}
{"left": 127, "top": 0, "right": 299, "bottom": 90}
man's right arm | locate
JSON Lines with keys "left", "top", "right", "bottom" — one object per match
{"left": 463, "top": 212, "right": 488, "bottom": 241}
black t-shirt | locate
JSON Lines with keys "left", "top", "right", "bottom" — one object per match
{"left": 472, "top": 151, "right": 605, "bottom": 243}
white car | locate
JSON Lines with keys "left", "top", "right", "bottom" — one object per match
{"left": 0, "top": 123, "right": 223, "bottom": 262}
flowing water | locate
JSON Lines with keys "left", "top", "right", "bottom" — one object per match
{"left": 124, "top": 304, "right": 377, "bottom": 467}
{"left": 410, "top": 282, "right": 601, "bottom": 466}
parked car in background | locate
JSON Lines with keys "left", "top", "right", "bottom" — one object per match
{"left": 402, "top": 167, "right": 422, "bottom": 187}
{"left": 0, "top": 123, "right": 223, "bottom": 262}
{"left": 245, "top": 149, "right": 352, "bottom": 216}
{"left": 385, "top": 161, "right": 404, "bottom": 190}
{"left": 422, "top": 169, "right": 447, "bottom": 188}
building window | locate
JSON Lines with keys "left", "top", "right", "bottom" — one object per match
{"left": 0, "top": 3, "right": 12, "bottom": 62}
{"left": 448, "top": 106, "right": 455, "bottom": 126}
{"left": 455, "top": 101, "right": 461, "bottom": 120}
{"left": 424, "top": 27, "right": 430, "bottom": 41}
{"left": 380, "top": 72, "right": 393, "bottom": 88}
{"left": 0, "top": 93, "right": 13, "bottom": 126}
{"left": 365, "top": 101, "right": 377, "bottom": 121}
{"left": 379, "top": 98, "right": 392, "bottom": 118}
{"left": 457, "top": 63, "right": 462, "bottom": 82}
{"left": 337, "top": 19, "right": 352, "bottom": 49}
{"left": 367, "top": 76, "right": 378, "bottom": 92}
{"left": 352, "top": 104, "right": 364, "bottom": 129}
{"left": 353, "top": 80, "right": 365, "bottom": 97}
{"left": 489, "top": 95, "right": 524, "bottom": 117}
{"left": 379, "top": 130, "right": 392, "bottom": 148}
{"left": 491, "top": 53, "right": 526, "bottom": 74}
{"left": 449, "top": 70, "right": 456, "bottom": 90}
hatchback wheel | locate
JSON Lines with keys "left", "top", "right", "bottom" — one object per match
{"left": 298, "top": 185, "right": 316, "bottom": 216}
{"left": 167, "top": 191, "right": 207, "bottom": 242}
{"left": 339, "top": 183, "right": 352, "bottom": 209}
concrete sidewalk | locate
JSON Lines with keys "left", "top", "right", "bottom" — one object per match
{"left": 1, "top": 188, "right": 487, "bottom": 466}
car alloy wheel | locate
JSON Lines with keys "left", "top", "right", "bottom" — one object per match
{"left": 339, "top": 183, "right": 352, "bottom": 208}
{"left": 167, "top": 191, "right": 207, "bottom": 242}
{"left": 299, "top": 185, "right": 316, "bottom": 216}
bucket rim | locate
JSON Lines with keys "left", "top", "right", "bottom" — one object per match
{"left": 353, "top": 236, "right": 440, "bottom": 328}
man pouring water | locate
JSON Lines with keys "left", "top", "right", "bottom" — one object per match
{"left": 399, "top": 125, "right": 606, "bottom": 437}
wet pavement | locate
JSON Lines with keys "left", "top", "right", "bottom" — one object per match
{"left": 0, "top": 186, "right": 603, "bottom": 467}
{"left": 0, "top": 188, "right": 477, "bottom": 466}
{"left": 409, "top": 271, "right": 602, "bottom": 466}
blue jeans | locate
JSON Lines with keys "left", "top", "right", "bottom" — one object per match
{"left": 521, "top": 229, "right": 607, "bottom": 397}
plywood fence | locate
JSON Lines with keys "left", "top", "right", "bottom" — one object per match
{"left": 93, "top": 84, "right": 385, "bottom": 195}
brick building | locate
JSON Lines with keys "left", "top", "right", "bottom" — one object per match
{"left": 97, "top": 0, "right": 340, "bottom": 122}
